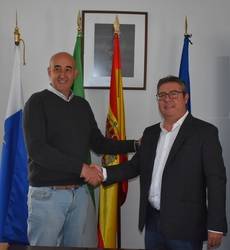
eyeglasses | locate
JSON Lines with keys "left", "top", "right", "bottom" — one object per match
{"left": 156, "top": 90, "right": 184, "bottom": 101}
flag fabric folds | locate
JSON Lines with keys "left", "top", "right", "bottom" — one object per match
{"left": 179, "top": 35, "right": 192, "bottom": 112}
{"left": 98, "top": 32, "right": 128, "bottom": 248}
{"left": 72, "top": 29, "right": 97, "bottom": 247}
{"left": 0, "top": 46, "right": 28, "bottom": 244}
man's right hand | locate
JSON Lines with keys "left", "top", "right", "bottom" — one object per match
{"left": 80, "top": 163, "right": 103, "bottom": 186}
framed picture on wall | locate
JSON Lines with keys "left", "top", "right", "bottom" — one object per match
{"left": 82, "top": 10, "right": 148, "bottom": 90}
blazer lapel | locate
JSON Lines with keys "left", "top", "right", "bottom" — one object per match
{"left": 145, "top": 125, "right": 161, "bottom": 183}
{"left": 165, "top": 114, "right": 194, "bottom": 166}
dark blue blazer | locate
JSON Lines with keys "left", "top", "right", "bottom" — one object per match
{"left": 105, "top": 114, "right": 227, "bottom": 240}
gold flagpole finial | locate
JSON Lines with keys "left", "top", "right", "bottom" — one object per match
{"left": 14, "top": 11, "right": 20, "bottom": 46}
{"left": 184, "top": 16, "right": 188, "bottom": 35}
{"left": 77, "top": 11, "right": 82, "bottom": 33}
{"left": 184, "top": 16, "right": 192, "bottom": 37}
{"left": 14, "top": 11, "right": 26, "bottom": 65}
{"left": 113, "top": 15, "right": 120, "bottom": 34}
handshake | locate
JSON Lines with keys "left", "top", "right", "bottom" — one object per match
{"left": 80, "top": 163, "right": 104, "bottom": 187}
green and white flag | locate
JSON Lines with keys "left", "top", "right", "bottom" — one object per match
{"left": 73, "top": 30, "right": 84, "bottom": 98}
{"left": 72, "top": 22, "right": 97, "bottom": 247}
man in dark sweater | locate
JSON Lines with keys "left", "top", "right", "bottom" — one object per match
{"left": 23, "top": 52, "right": 137, "bottom": 247}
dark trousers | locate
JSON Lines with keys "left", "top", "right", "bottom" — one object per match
{"left": 145, "top": 204, "right": 203, "bottom": 250}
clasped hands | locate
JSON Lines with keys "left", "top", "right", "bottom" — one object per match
{"left": 80, "top": 163, "right": 104, "bottom": 186}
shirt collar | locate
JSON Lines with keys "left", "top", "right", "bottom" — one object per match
{"left": 160, "top": 111, "right": 189, "bottom": 132}
{"left": 47, "top": 84, "right": 74, "bottom": 102}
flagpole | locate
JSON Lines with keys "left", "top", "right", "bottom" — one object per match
{"left": 184, "top": 16, "right": 188, "bottom": 36}
{"left": 113, "top": 15, "right": 122, "bottom": 249}
{"left": 184, "top": 16, "right": 192, "bottom": 41}
{"left": 77, "top": 11, "right": 82, "bottom": 33}
{"left": 179, "top": 16, "right": 192, "bottom": 112}
{"left": 14, "top": 11, "right": 26, "bottom": 65}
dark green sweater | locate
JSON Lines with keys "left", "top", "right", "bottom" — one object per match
{"left": 23, "top": 90, "right": 135, "bottom": 186}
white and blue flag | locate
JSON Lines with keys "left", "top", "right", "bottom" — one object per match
{"left": 0, "top": 46, "right": 28, "bottom": 244}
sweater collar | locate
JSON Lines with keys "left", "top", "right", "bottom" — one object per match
{"left": 47, "top": 84, "right": 74, "bottom": 102}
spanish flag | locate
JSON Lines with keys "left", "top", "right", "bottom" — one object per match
{"left": 98, "top": 17, "right": 128, "bottom": 248}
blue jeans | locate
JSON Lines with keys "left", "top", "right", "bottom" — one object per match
{"left": 145, "top": 205, "right": 203, "bottom": 250}
{"left": 27, "top": 185, "right": 96, "bottom": 247}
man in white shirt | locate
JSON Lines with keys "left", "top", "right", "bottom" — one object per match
{"left": 102, "top": 75, "right": 227, "bottom": 250}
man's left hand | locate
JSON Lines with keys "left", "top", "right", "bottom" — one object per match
{"left": 208, "top": 231, "right": 223, "bottom": 249}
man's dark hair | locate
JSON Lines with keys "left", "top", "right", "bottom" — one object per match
{"left": 157, "top": 75, "right": 187, "bottom": 93}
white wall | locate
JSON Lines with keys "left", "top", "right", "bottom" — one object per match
{"left": 1, "top": 0, "right": 230, "bottom": 249}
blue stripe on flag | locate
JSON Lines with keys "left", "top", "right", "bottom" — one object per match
{"left": 0, "top": 110, "right": 28, "bottom": 244}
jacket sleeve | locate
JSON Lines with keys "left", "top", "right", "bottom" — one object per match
{"left": 104, "top": 148, "right": 140, "bottom": 186}
{"left": 202, "top": 125, "right": 227, "bottom": 233}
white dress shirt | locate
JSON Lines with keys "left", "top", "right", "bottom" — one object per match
{"left": 148, "top": 111, "right": 189, "bottom": 210}
{"left": 48, "top": 84, "right": 74, "bottom": 102}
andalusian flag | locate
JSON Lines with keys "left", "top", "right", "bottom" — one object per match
{"left": 73, "top": 29, "right": 84, "bottom": 98}
{"left": 98, "top": 17, "right": 128, "bottom": 248}
{"left": 72, "top": 15, "right": 97, "bottom": 247}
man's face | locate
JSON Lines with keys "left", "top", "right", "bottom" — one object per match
{"left": 157, "top": 81, "right": 189, "bottom": 121}
{"left": 48, "top": 53, "right": 78, "bottom": 97}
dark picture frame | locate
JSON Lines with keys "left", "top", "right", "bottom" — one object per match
{"left": 82, "top": 10, "right": 148, "bottom": 90}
